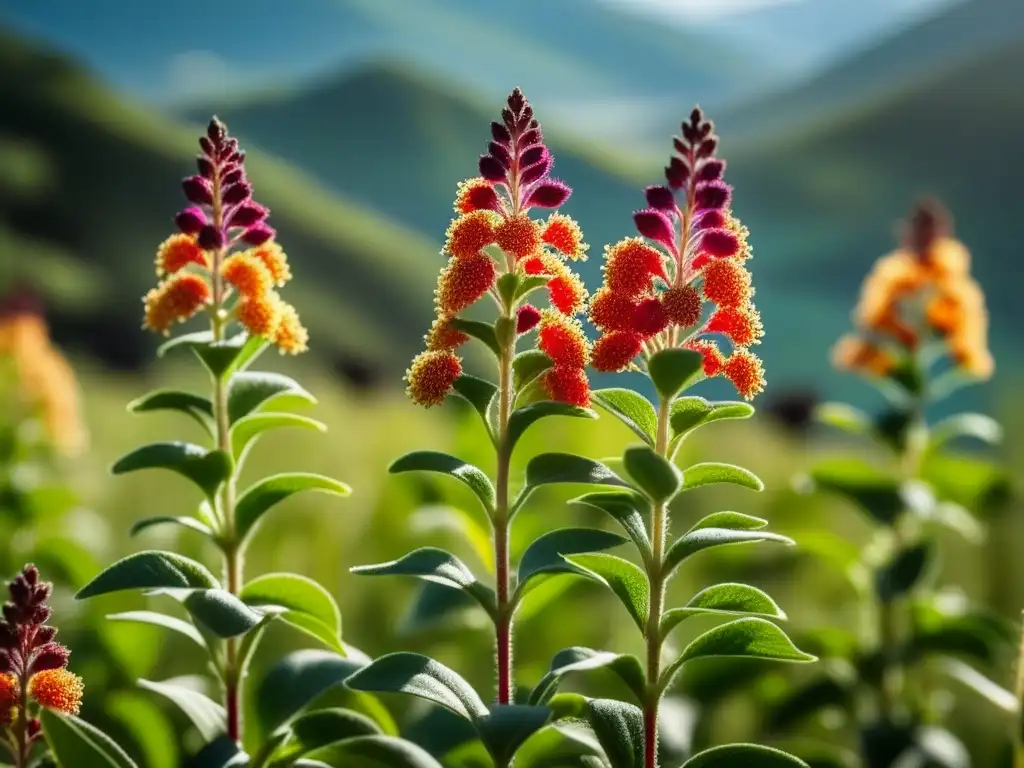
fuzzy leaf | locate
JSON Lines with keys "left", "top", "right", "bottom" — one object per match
{"left": 681, "top": 744, "right": 810, "bottom": 767}
{"left": 77, "top": 551, "right": 218, "bottom": 599}
{"left": 807, "top": 458, "right": 904, "bottom": 525}
{"left": 665, "top": 528, "right": 794, "bottom": 577}
{"left": 449, "top": 317, "right": 500, "bottom": 356}
{"left": 230, "top": 412, "right": 326, "bottom": 463}
{"left": 351, "top": 548, "right": 497, "bottom": 620}
{"left": 236, "top": 473, "right": 350, "bottom": 544}
{"left": 507, "top": 402, "right": 597, "bottom": 452}
{"left": 687, "top": 511, "right": 768, "bottom": 532}
{"left": 452, "top": 375, "right": 498, "bottom": 427}
{"left": 570, "top": 491, "right": 651, "bottom": 556}
{"left": 129, "top": 516, "right": 213, "bottom": 538}
{"left": 390, "top": 452, "right": 495, "bottom": 514}
{"left": 513, "top": 724, "right": 604, "bottom": 768}
{"left": 153, "top": 588, "right": 263, "bottom": 638}
{"left": 241, "top": 573, "right": 343, "bottom": 652}
{"left": 586, "top": 699, "right": 644, "bottom": 768}
{"left": 623, "top": 445, "right": 682, "bottom": 503}
{"left": 305, "top": 736, "right": 445, "bottom": 768}
{"left": 41, "top": 711, "right": 139, "bottom": 768}
{"left": 875, "top": 541, "right": 934, "bottom": 602}
{"left": 270, "top": 708, "right": 382, "bottom": 764}
{"left": 138, "top": 679, "right": 226, "bottom": 742}
{"left": 227, "top": 371, "right": 316, "bottom": 424}
{"left": 478, "top": 706, "right": 553, "bottom": 764}
{"left": 516, "top": 528, "right": 628, "bottom": 601}
{"left": 530, "top": 647, "right": 646, "bottom": 706}
{"left": 662, "top": 583, "right": 787, "bottom": 636}
{"left": 563, "top": 553, "right": 649, "bottom": 631}
{"left": 648, "top": 348, "right": 704, "bottom": 400}
{"left": 112, "top": 443, "right": 231, "bottom": 501}
{"left": 128, "top": 390, "right": 214, "bottom": 436}
{"left": 683, "top": 462, "right": 764, "bottom": 492}
{"left": 158, "top": 331, "right": 267, "bottom": 379}
{"left": 524, "top": 453, "right": 627, "bottom": 492}
{"left": 346, "top": 653, "right": 489, "bottom": 722}
{"left": 592, "top": 389, "right": 658, "bottom": 445}
{"left": 513, "top": 350, "right": 554, "bottom": 391}
{"left": 106, "top": 610, "right": 206, "bottom": 649}
{"left": 670, "top": 396, "right": 755, "bottom": 441}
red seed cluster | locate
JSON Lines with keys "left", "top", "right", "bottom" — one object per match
{"left": 406, "top": 350, "right": 463, "bottom": 407}
{"left": 589, "top": 107, "right": 765, "bottom": 398}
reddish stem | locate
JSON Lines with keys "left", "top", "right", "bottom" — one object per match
{"left": 644, "top": 703, "right": 659, "bottom": 768}
{"left": 226, "top": 680, "right": 240, "bottom": 742}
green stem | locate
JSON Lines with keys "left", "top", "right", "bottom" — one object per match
{"left": 644, "top": 396, "right": 672, "bottom": 768}
{"left": 1014, "top": 618, "right": 1024, "bottom": 767}
{"left": 494, "top": 315, "right": 516, "bottom": 708}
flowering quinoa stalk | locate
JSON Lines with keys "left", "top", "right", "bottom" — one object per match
{"left": 349, "top": 89, "right": 618, "bottom": 768}
{"left": 76, "top": 118, "right": 350, "bottom": 759}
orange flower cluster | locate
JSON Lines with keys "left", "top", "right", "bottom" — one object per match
{"left": 590, "top": 109, "right": 765, "bottom": 399}
{"left": 143, "top": 119, "right": 307, "bottom": 354}
{"left": 833, "top": 200, "right": 993, "bottom": 380}
{"left": 408, "top": 89, "right": 591, "bottom": 408}
{"left": 0, "top": 303, "right": 86, "bottom": 456}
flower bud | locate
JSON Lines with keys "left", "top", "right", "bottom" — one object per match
{"left": 182, "top": 176, "right": 213, "bottom": 205}
{"left": 227, "top": 202, "right": 268, "bottom": 228}
{"left": 242, "top": 224, "right": 275, "bottom": 246}
{"left": 525, "top": 181, "right": 571, "bottom": 209}
{"left": 175, "top": 206, "right": 207, "bottom": 235}
{"left": 197, "top": 225, "right": 225, "bottom": 251}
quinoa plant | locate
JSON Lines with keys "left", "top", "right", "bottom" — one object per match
{"left": 776, "top": 200, "right": 1013, "bottom": 767}
{"left": 66, "top": 119, "right": 428, "bottom": 765}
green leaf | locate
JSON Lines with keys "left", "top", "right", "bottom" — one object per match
{"left": 193, "top": 736, "right": 248, "bottom": 767}
{"left": 875, "top": 541, "right": 934, "bottom": 602}
{"left": 516, "top": 528, "right": 628, "bottom": 601}
{"left": 623, "top": 445, "right": 682, "bottom": 504}
{"left": 346, "top": 653, "right": 489, "bottom": 722}
{"left": 236, "top": 472, "right": 351, "bottom": 544}
{"left": 682, "top": 744, "right": 810, "bottom": 767}
{"left": 478, "top": 706, "right": 552, "bottom": 764}
{"left": 41, "top": 711, "right": 139, "bottom": 768}
{"left": 524, "top": 453, "right": 627, "bottom": 492}
{"left": 450, "top": 317, "right": 501, "bottom": 357}
{"left": 683, "top": 462, "right": 764, "bottom": 492}
{"left": 138, "top": 678, "right": 226, "bottom": 741}
{"left": 129, "top": 516, "right": 213, "bottom": 538}
{"left": 270, "top": 708, "right": 382, "bottom": 764}
{"left": 662, "top": 583, "right": 787, "bottom": 636}
{"left": 227, "top": 371, "right": 316, "bottom": 424}
{"left": 111, "top": 442, "right": 232, "bottom": 501}
{"left": 305, "top": 736, "right": 445, "bottom": 768}
{"left": 76, "top": 551, "right": 218, "bottom": 599}
{"left": 452, "top": 375, "right": 498, "bottom": 428}
{"left": 570, "top": 491, "right": 651, "bottom": 557}
{"left": 530, "top": 647, "right": 646, "bottom": 706}
{"left": 515, "top": 274, "right": 551, "bottom": 302}
{"left": 513, "top": 350, "right": 554, "bottom": 391}
{"left": 241, "top": 573, "right": 343, "bottom": 652}
{"left": 106, "top": 610, "right": 206, "bottom": 649}
{"left": 670, "top": 396, "right": 755, "bottom": 441}
{"left": 586, "top": 699, "right": 644, "bottom": 768}
{"left": 687, "top": 511, "right": 768, "bottom": 533}
{"left": 664, "top": 528, "right": 794, "bottom": 578}
{"left": 665, "top": 617, "right": 815, "bottom": 687}
{"left": 648, "top": 348, "right": 703, "bottom": 400}
{"left": 128, "top": 390, "right": 214, "bottom": 436}
{"left": 390, "top": 452, "right": 495, "bottom": 514}
{"left": 563, "top": 553, "right": 649, "bottom": 631}
{"left": 814, "top": 402, "right": 871, "bottom": 436}
{"left": 158, "top": 331, "right": 267, "bottom": 379}
{"left": 255, "top": 649, "right": 396, "bottom": 737}
{"left": 507, "top": 402, "right": 597, "bottom": 453}
{"left": 351, "top": 548, "right": 497, "bottom": 620}
{"left": 230, "top": 412, "right": 326, "bottom": 463}
{"left": 513, "top": 724, "right": 604, "bottom": 768}
{"left": 592, "top": 389, "right": 658, "bottom": 445}
{"left": 153, "top": 588, "right": 263, "bottom": 638}
{"left": 929, "top": 413, "right": 1003, "bottom": 450}
{"left": 937, "top": 658, "right": 1018, "bottom": 714}
{"left": 806, "top": 458, "right": 904, "bottom": 525}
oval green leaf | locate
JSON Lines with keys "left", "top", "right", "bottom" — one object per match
{"left": 687, "top": 511, "right": 768, "bottom": 533}
{"left": 513, "top": 350, "right": 554, "bottom": 392}
{"left": 241, "top": 573, "right": 343, "bottom": 651}
{"left": 153, "top": 588, "right": 263, "bottom": 638}
{"left": 449, "top": 317, "right": 500, "bottom": 357}
{"left": 346, "top": 652, "right": 489, "bottom": 722}
{"left": 230, "top": 412, "right": 326, "bottom": 464}
{"left": 236, "top": 472, "right": 350, "bottom": 544}
{"left": 592, "top": 389, "right": 658, "bottom": 445}
{"left": 270, "top": 708, "right": 382, "bottom": 764}
{"left": 158, "top": 331, "right": 266, "bottom": 379}
{"left": 683, "top": 462, "right": 764, "bottom": 492}
{"left": 665, "top": 528, "right": 794, "bottom": 578}
{"left": 563, "top": 553, "right": 649, "bottom": 631}
{"left": 875, "top": 541, "right": 934, "bottom": 603}
{"left": 128, "top": 390, "right": 214, "bottom": 437}
{"left": 129, "top": 516, "right": 213, "bottom": 538}
{"left": 76, "top": 551, "right": 218, "bottom": 599}
{"left": 112, "top": 443, "right": 232, "bottom": 501}
{"left": 106, "top": 610, "right": 206, "bottom": 649}
{"left": 351, "top": 548, "right": 497, "bottom": 620}
{"left": 514, "top": 724, "right": 604, "bottom": 768}
{"left": 623, "top": 445, "right": 682, "bottom": 504}
{"left": 674, "top": 617, "right": 816, "bottom": 670}
{"left": 305, "top": 735, "right": 446, "bottom": 768}
{"left": 227, "top": 371, "right": 316, "bottom": 424}
{"left": 586, "top": 699, "right": 644, "bottom": 768}
{"left": 929, "top": 412, "right": 1002, "bottom": 450}
{"left": 478, "top": 705, "right": 553, "bottom": 765}
{"left": 41, "top": 711, "right": 139, "bottom": 768}
{"left": 530, "top": 647, "right": 646, "bottom": 706}
{"left": 516, "top": 527, "right": 627, "bottom": 600}
{"left": 661, "top": 583, "right": 786, "bottom": 637}
{"left": 682, "top": 744, "right": 810, "bottom": 767}
{"left": 138, "top": 678, "right": 226, "bottom": 742}
{"left": 648, "top": 348, "right": 703, "bottom": 400}
{"left": 523, "top": 453, "right": 627, "bottom": 493}
{"left": 669, "top": 396, "right": 754, "bottom": 441}
{"left": 390, "top": 452, "right": 495, "bottom": 514}
{"left": 507, "top": 402, "right": 597, "bottom": 453}
{"left": 570, "top": 491, "right": 651, "bottom": 556}
{"left": 452, "top": 374, "right": 499, "bottom": 430}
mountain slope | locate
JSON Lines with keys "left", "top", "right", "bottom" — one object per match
{"left": 718, "top": 0, "right": 1024, "bottom": 141}
{"left": 0, "top": 33, "right": 439, "bottom": 374}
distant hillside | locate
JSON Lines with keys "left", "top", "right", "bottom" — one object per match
{"left": 0, "top": 33, "right": 440, "bottom": 375}
{"left": 725, "top": 36, "right": 1024, "bottom": 393}
{"left": 718, "top": 0, "right": 1024, "bottom": 142}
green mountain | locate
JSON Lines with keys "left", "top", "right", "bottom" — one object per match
{"left": 0, "top": 33, "right": 442, "bottom": 376}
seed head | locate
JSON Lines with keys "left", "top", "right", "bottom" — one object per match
{"left": 406, "top": 350, "right": 462, "bottom": 408}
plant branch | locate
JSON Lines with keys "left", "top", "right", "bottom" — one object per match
{"left": 494, "top": 332, "right": 515, "bottom": 709}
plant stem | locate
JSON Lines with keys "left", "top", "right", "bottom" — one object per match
{"left": 13, "top": 664, "right": 29, "bottom": 767}
{"left": 1014, "top": 618, "right": 1024, "bottom": 768}
{"left": 644, "top": 396, "right": 672, "bottom": 768}
{"left": 494, "top": 336, "right": 515, "bottom": 707}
